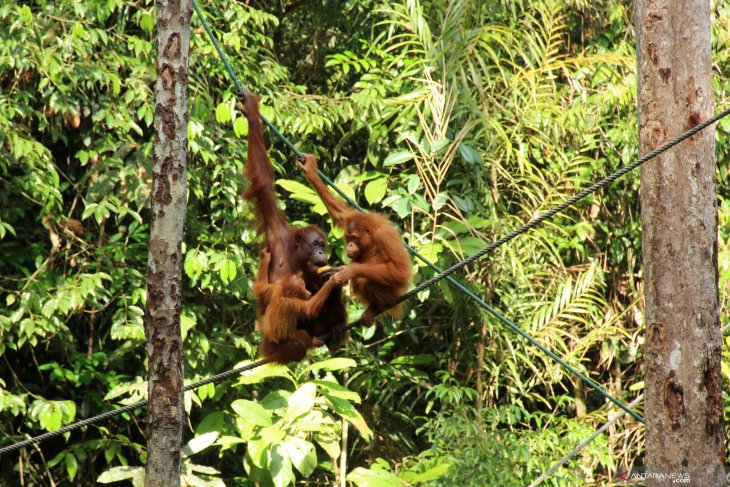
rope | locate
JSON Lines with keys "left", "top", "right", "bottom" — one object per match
{"left": 5, "top": 0, "right": 721, "bottom": 458}
{"left": 325, "top": 108, "right": 730, "bottom": 422}
{"left": 528, "top": 394, "right": 644, "bottom": 487}
{"left": 191, "top": 0, "right": 302, "bottom": 159}
{"left": 336, "top": 107, "right": 729, "bottom": 424}
{"left": 0, "top": 358, "right": 268, "bottom": 456}
{"left": 391, "top": 106, "right": 730, "bottom": 309}
{"left": 192, "top": 0, "right": 729, "bottom": 424}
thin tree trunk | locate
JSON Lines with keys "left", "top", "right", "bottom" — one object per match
{"left": 572, "top": 377, "right": 587, "bottom": 418}
{"left": 144, "top": 1, "right": 192, "bottom": 485}
{"left": 339, "top": 418, "right": 349, "bottom": 486}
{"left": 635, "top": 1, "right": 725, "bottom": 485}
{"left": 474, "top": 319, "right": 487, "bottom": 420}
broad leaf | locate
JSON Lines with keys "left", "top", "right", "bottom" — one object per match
{"left": 98, "top": 466, "right": 144, "bottom": 484}
{"left": 347, "top": 466, "right": 403, "bottom": 487}
{"left": 285, "top": 383, "right": 316, "bottom": 420}
{"left": 269, "top": 444, "right": 294, "bottom": 487}
{"left": 282, "top": 436, "right": 317, "bottom": 477}
{"left": 304, "top": 358, "right": 356, "bottom": 374}
{"left": 364, "top": 177, "right": 388, "bottom": 204}
{"left": 383, "top": 151, "right": 413, "bottom": 167}
{"left": 182, "top": 431, "right": 219, "bottom": 457}
{"left": 231, "top": 400, "right": 272, "bottom": 427}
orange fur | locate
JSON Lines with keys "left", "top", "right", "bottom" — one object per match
{"left": 240, "top": 89, "right": 348, "bottom": 362}
{"left": 260, "top": 331, "right": 322, "bottom": 364}
{"left": 253, "top": 250, "right": 344, "bottom": 363}
{"left": 299, "top": 155, "right": 413, "bottom": 326}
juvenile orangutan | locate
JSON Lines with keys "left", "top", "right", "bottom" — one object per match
{"left": 299, "top": 154, "right": 412, "bottom": 326}
{"left": 253, "top": 249, "right": 345, "bottom": 363}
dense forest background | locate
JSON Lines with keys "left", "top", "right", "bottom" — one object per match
{"left": 1, "top": 0, "right": 729, "bottom": 485}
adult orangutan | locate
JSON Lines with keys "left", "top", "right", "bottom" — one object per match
{"left": 253, "top": 249, "right": 345, "bottom": 363}
{"left": 299, "top": 154, "right": 412, "bottom": 326}
{"left": 239, "top": 89, "right": 347, "bottom": 362}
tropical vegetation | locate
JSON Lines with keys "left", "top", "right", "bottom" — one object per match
{"left": 1, "top": 0, "right": 729, "bottom": 485}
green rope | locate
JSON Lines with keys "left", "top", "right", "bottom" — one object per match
{"left": 528, "top": 394, "right": 644, "bottom": 487}
{"left": 11, "top": 0, "right": 730, "bottom": 455}
{"left": 191, "top": 0, "right": 302, "bottom": 158}
{"left": 190, "top": 0, "right": 650, "bottom": 421}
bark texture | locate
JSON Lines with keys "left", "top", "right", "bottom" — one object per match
{"left": 144, "top": 1, "right": 192, "bottom": 486}
{"left": 636, "top": 1, "right": 725, "bottom": 485}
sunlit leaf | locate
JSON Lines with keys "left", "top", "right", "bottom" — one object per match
{"left": 139, "top": 13, "right": 154, "bottom": 34}
{"left": 98, "top": 466, "right": 144, "bottom": 484}
{"left": 237, "top": 362, "right": 295, "bottom": 385}
{"left": 233, "top": 117, "right": 248, "bottom": 137}
{"left": 215, "top": 103, "right": 232, "bottom": 124}
{"left": 347, "top": 466, "right": 403, "bottom": 486}
{"left": 269, "top": 444, "right": 294, "bottom": 487}
{"left": 304, "top": 358, "right": 356, "bottom": 373}
{"left": 285, "top": 382, "right": 316, "bottom": 420}
{"left": 282, "top": 436, "right": 316, "bottom": 477}
{"left": 365, "top": 177, "right": 388, "bottom": 205}
{"left": 311, "top": 380, "right": 360, "bottom": 402}
{"left": 231, "top": 400, "right": 272, "bottom": 427}
{"left": 323, "top": 393, "right": 373, "bottom": 440}
{"left": 218, "top": 258, "right": 237, "bottom": 284}
{"left": 181, "top": 431, "right": 219, "bottom": 457}
{"left": 383, "top": 151, "right": 413, "bottom": 167}
{"left": 65, "top": 453, "right": 78, "bottom": 482}
{"left": 247, "top": 439, "right": 269, "bottom": 468}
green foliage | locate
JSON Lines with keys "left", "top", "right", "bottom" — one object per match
{"left": 0, "top": 0, "right": 728, "bottom": 485}
{"left": 221, "top": 360, "right": 371, "bottom": 486}
{"left": 415, "top": 405, "right": 614, "bottom": 486}
{"left": 98, "top": 432, "right": 226, "bottom": 487}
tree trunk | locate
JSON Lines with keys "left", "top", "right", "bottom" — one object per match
{"left": 635, "top": 1, "right": 725, "bottom": 485}
{"left": 144, "top": 1, "right": 192, "bottom": 486}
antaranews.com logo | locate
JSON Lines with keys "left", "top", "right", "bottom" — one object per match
{"left": 616, "top": 470, "right": 691, "bottom": 483}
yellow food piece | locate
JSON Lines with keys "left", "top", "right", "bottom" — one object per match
{"left": 317, "top": 265, "right": 332, "bottom": 274}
